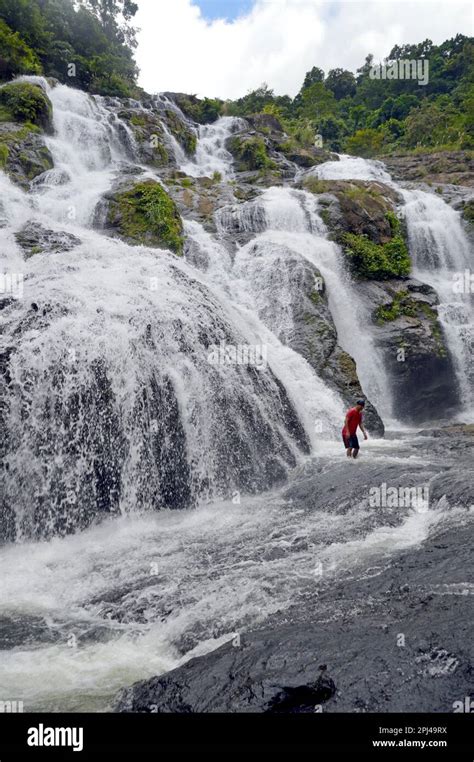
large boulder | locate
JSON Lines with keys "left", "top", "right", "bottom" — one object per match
{"left": 0, "top": 121, "right": 53, "bottom": 188}
{"left": 102, "top": 178, "right": 184, "bottom": 254}
{"left": 360, "top": 278, "right": 461, "bottom": 423}
{"left": 0, "top": 81, "right": 53, "bottom": 132}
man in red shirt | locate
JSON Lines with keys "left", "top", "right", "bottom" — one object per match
{"left": 342, "top": 399, "right": 368, "bottom": 459}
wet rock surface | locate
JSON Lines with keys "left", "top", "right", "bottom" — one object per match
{"left": 115, "top": 430, "right": 473, "bottom": 713}
{"left": 381, "top": 151, "right": 474, "bottom": 188}
{"left": 15, "top": 221, "right": 81, "bottom": 257}
{"left": 359, "top": 278, "right": 461, "bottom": 423}
{"left": 0, "top": 122, "right": 53, "bottom": 188}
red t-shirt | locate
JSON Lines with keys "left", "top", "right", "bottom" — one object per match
{"left": 342, "top": 407, "right": 362, "bottom": 436}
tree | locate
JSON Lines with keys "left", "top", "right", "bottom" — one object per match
{"left": 299, "top": 82, "right": 336, "bottom": 120}
{"left": 301, "top": 66, "right": 325, "bottom": 90}
{"left": 325, "top": 68, "right": 356, "bottom": 100}
{"left": 0, "top": 18, "right": 41, "bottom": 79}
{"left": 345, "top": 128, "right": 384, "bottom": 157}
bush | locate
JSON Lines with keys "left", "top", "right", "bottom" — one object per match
{"left": 228, "top": 135, "right": 273, "bottom": 170}
{"left": 342, "top": 213, "right": 411, "bottom": 279}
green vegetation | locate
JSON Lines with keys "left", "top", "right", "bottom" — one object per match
{"left": 343, "top": 212, "right": 410, "bottom": 279}
{"left": 228, "top": 135, "right": 274, "bottom": 171}
{"left": 376, "top": 291, "right": 447, "bottom": 356}
{"left": 376, "top": 290, "right": 417, "bottom": 322}
{"left": 0, "top": 17, "right": 41, "bottom": 78}
{"left": 303, "top": 177, "right": 331, "bottom": 194}
{"left": 225, "top": 35, "right": 474, "bottom": 156}
{"left": 0, "top": 81, "right": 52, "bottom": 128}
{"left": 112, "top": 180, "right": 184, "bottom": 254}
{"left": 168, "top": 94, "right": 223, "bottom": 125}
{"left": 0, "top": 0, "right": 139, "bottom": 97}
{"left": 461, "top": 199, "right": 474, "bottom": 225}
{"left": 0, "top": 142, "right": 8, "bottom": 166}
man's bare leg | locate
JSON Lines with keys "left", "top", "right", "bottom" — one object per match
{"left": 346, "top": 448, "right": 352, "bottom": 457}
{"left": 352, "top": 448, "right": 359, "bottom": 459}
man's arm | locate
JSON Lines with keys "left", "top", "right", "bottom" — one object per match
{"left": 359, "top": 420, "right": 368, "bottom": 440}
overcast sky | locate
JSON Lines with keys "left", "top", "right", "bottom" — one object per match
{"left": 135, "top": 0, "right": 473, "bottom": 99}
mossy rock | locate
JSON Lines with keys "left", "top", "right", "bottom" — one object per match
{"left": 107, "top": 179, "right": 184, "bottom": 254}
{"left": 0, "top": 82, "right": 53, "bottom": 132}
{"left": 120, "top": 109, "right": 169, "bottom": 167}
{"left": 163, "top": 93, "right": 222, "bottom": 124}
{"left": 0, "top": 121, "right": 53, "bottom": 187}
{"left": 227, "top": 135, "right": 274, "bottom": 171}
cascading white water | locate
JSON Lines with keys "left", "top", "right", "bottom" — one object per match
{"left": 180, "top": 116, "right": 246, "bottom": 179}
{"left": 401, "top": 189, "right": 474, "bottom": 417}
{"left": 212, "top": 185, "right": 394, "bottom": 423}
{"left": 312, "top": 153, "right": 473, "bottom": 421}
{"left": 1, "top": 81, "right": 320, "bottom": 542}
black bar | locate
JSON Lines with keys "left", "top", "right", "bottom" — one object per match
{"left": 0, "top": 713, "right": 472, "bottom": 757}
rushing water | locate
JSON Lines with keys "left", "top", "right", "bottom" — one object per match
{"left": 0, "top": 80, "right": 472, "bottom": 711}
{"left": 313, "top": 154, "right": 474, "bottom": 421}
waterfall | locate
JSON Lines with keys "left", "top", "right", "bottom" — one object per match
{"left": 311, "top": 153, "right": 474, "bottom": 422}
{"left": 401, "top": 189, "right": 474, "bottom": 417}
{"left": 180, "top": 116, "right": 246, "bottom": 179}
{"left": 212, "top": 185, "right": 394, "bottom": 422}
{"left": 1, "top": 82, "right": 471, "bottom": 715}
{"left": 1, "top": 82, "right": 315, "bottom": 541}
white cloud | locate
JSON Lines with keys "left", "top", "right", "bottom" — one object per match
{"left": 135, "top": 0, "right": 473, "bottom": 99}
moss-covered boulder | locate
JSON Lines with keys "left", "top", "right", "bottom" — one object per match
{"left": 119, "top": 109, "right": 170, "bottom": 167}
{"left": 104, "top": 179, "right": 184, "bottom": 254}
{"left": 0, "top": 121, "right": 53, "bottom": 188}
{"left": 0, "top": 81, "right": 53, "bottom": 132}
{"left": 227, "top": 134, "right": 274, "bottom": 172}
{"left": 163, "top": 92, "right": 222, "bottom": 124}
{"left": 0, "top": 82, "right": 54, "bottom": 187}
{"left": 302, "top": 178, "right": 410, "bottom": 279}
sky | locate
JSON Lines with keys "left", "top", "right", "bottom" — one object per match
{"left": 135, "top": 0, "right": 473, "bottom": 99}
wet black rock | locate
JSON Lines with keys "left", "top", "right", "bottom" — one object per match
{"left": 15, "top": 222, "right": 81, "bottom": 257}
{"left": 115, "top": 433, "right": 473, "bottom": 713}
{"left": 360, "top": 278, "right": 461, "bottom": 423}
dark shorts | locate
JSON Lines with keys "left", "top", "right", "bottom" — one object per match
{"left": 343, "top": 433, "right": 359, "bottom": 450}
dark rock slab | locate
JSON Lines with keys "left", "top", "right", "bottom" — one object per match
{"left": 15, "top": 222, "right": 81, "bottom": 258}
